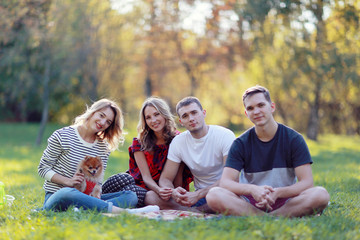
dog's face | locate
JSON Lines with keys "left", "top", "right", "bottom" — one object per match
{"left": 80, "top": 156, "right": 103, "bottom": 178}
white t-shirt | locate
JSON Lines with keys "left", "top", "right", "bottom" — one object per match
{"left": 168, "top": 125, "right": 235, "bottom": 190}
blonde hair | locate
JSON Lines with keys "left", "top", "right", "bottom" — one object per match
{"left": 137, "top": 97, "right": 177, "bottom": 151}
{"left": 74, "top": 99, "right": 125, "bottom": 151}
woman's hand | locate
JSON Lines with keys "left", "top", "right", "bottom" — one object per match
{"left": 66, "top": 172, "right": 85, "bottom": 188}
{"left": 158, "top": 187, "right": 173, "bottom": 201}
{"left": 50, "top": 172, "right": 84, "bottom": 188}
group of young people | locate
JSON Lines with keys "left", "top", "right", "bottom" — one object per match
{"left": 38, "top": 85, "right": 330, "bottom": 217}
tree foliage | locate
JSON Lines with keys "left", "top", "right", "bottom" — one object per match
{"left": 0, "top": 0, "right": 359, "bottom": 140}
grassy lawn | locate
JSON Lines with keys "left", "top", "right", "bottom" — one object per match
{"left": 0, "top": 123, "right": 359, "bottom": 240}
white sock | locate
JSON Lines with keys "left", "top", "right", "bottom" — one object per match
{"left": 126, "top": 205, "right": 160, "bottom": 214}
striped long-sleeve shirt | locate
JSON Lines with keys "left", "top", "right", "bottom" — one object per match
{"left": 38, "top": 126, "right": 111, "bottom": 193}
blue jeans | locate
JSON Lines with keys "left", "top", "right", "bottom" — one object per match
{"left": 43, "top": 187, "right": 138, "bottom": 212}
{"left": 192, "top": 197, "right": 207, "bottom": 207}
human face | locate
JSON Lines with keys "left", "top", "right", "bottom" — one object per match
{"left": 244, "top": 93, "right": 275, "bottom": 127}
{"left": 178, "top": 102, "right": 206, "bottom": 134}
{"left": 144, "top": 106, "right": 166, "bottom": 134}
{"left": 87, "top": 107, "right": 115, "bottom": 134}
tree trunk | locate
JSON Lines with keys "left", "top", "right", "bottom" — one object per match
{"left": 353, "top": 104, "right": 360, "bottom": 135}
{"left": 145, "top": 74, "right": 153, "bottom": 97}
{"left": 89, "top": 67, "right": 98, "bottom": 101}
{"left": 36, "top": 60, "right": 51, "bottom": 146}
{"left": 274, "top": 100, "right": 288, "bottom": 126}
{"left": 306, "top": 86, "right": 320, "bottom": 140}
{"left": 182, "top": 61, "right": 197, "bottom": 96}
{"left": 145, "top": 46, "right": 154, "bottom": 97}
{"left": 173, "top": 33, "right": 198, "bottom": 96}
{"left": 306, "top": 0, "right": 326, "bottom": 141}
{"left": 144, "top": 0, "right": 156, "bottom": 97}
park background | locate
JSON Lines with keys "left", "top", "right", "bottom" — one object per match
{"left": 1, "top": 0, "right": 360, "bottom": 142}
{"left": 0, "top": 0, "right": 360, "bottom": 239}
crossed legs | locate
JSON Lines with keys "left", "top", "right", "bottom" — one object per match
{"left": 206, "top": 186, "right": 329, "bottom": 217}
{"left": 270, "top": 186, "right": 330, "bottom": 217}
{"left": 206, "top": 187, "right": 266, "bottom": 216}
{"left": 145, "top": 190, "right": 217, "bottom": 213}
{"left": 145, "top": 190, "right": 200, "bottom": 212}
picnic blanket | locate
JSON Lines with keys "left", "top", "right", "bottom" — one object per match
{"left": 103, "top": 210, "right": 217, "bottom": 221}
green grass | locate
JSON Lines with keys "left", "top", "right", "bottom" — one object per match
{"left": 0, "top": 123, "right": 359, "bottom": 240}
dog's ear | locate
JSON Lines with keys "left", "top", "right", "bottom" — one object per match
{"left": 85, "top": 156, "right": 91, "bottom": 161}
{"left": 96, "top": 156, "right": 101, "bottom": 161}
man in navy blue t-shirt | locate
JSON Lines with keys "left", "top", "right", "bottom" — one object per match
{"left": 206, "top": 86, "right": 329, "bottom": 217}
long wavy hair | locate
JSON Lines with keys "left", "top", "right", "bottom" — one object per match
{"left": 73, "top": 99, "right": 125, "bottom": 151}
{"left": 137, "top": 97, "right": 177, "bottom": 151}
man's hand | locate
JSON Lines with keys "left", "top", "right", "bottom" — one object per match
{"left": 255, "top": 189, "right": 280, "bottom": 211}
{"left": 252, "top": 185, "right": 274, "bottom": 202}
{"left": 255, "top": 198, "right": 273, "bottom": 211}
{"left": 251, "top": 185, "right": 275, "bottom": 210}
{"left": 178, "top": 191, "right": 200, "bottom": 207}
{"left": 171, "top": 187, "right": 200, "bottom": 206}
{"left": 171, "top": 187, "right": 187, "bottom": 203}
{"left": 265, "top": 188, "right": 278, "bottom": 204}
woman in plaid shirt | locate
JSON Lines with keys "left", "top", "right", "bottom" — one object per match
{"left": 102, "top": 97, "right": 192, "bottom": 207}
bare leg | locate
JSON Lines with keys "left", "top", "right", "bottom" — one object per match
{"left": 144, "top": 191, "right": 200, "bottom": 212}
{"left": 206, "top": 187, "right": 266, "bottom": 216}
{"left": 270, "top": 186, "right": 330, "bottom": 218}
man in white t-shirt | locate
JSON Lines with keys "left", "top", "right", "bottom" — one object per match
{"left": 145, "top": 96, "right": 235, "bottom": 212}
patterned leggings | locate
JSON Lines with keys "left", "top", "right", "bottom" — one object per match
{"left": 102, "top": 173, "right": 147, "bottom": 207}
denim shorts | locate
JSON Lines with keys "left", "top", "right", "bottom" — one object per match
{"left": 192, "top": 197, "right": 207, "bottom": 207}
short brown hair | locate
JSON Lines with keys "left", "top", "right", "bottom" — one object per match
{"left": 242, "top": 85, "right": 272, "bottom": 105}
{"left": 176, "top": 96, "right": 203, "bottom": 116}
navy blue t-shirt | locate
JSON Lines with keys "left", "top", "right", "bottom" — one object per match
{"left": 225, "top": 124, "right": 312, "bottom": 188}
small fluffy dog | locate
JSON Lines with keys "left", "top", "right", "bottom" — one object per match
{"left": 74, "top": 156, "right": 104, "bottom": 198}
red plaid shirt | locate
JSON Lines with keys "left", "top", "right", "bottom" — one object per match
{"left": 128, "top": 137, "right": 193, "bottom": 191}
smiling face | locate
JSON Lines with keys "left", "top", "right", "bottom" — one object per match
{"left": 244, "top": 92, "right": 275, "bottom": 127}
{"left": 178, "top": 102, "right": 206, "bottom": 134}
{"left": 144, "top": 105, "right": 166, "bottom": 134}
{"left": 87, "top": 106, "right": 115, "bottom": 134}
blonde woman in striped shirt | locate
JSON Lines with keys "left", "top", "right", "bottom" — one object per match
{"left": 38, "top": 99, "right": 138, "bottom": 213}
